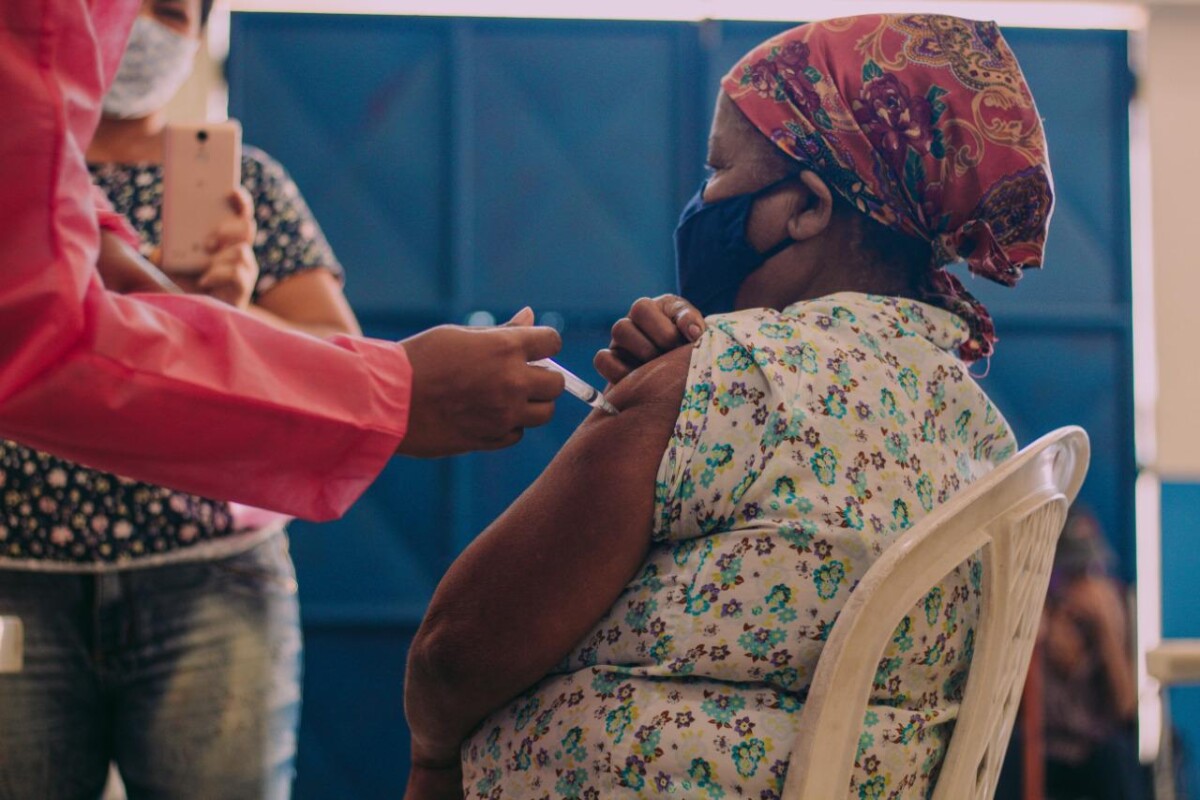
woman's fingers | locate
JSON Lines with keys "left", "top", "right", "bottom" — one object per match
{"left": 593, "top": 348, "right": 638, "bottom": 386}
{"left": 225, "top": 186, "right": 253, "bottom": 218}
{"left": 656, "top": 294, "right": 705, "bottom": 342}
{"left": 522, "top": 398, "right": 557, "bottom": 428}
{"left": 205, "top": 189, "right": 257, "bottom": 253}
{"left": 626, "top": 294, "right": 704, "bottom": 352}
{"left": 609, "top": 318, "right": 660, "bottom": 364}
{"left": 526, "top": 364, "right": 567, "bottom": 402}
{"left": 197, "top": 245, "right": 250, "bottom": 286}
{"left": 196, "top": 243, "right": 258, "bottom": 308}
{"left": 625, "top": 296, "right": 685, "bottom": 352}
{"left": 503, "top": 306, "right": 536, "bottom": 327}
{"left": 598, "top": 294, "right": 705, "bottom": 387}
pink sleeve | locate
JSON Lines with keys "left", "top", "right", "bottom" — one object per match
{"left": 0, "top": 0, "right": 411, "bottom": 521}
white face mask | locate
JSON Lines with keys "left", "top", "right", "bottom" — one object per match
{"left": 102, "top": 16, "right": 200, "bottom": 120}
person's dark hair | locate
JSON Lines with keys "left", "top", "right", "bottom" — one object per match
{"left": 201, "top": 0, "right": 214, "bottom": 26}
{"left": 1055, "top": 504, "right": 1115, "bottom": 579}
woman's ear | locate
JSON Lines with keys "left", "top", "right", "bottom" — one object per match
{"left": 786, "top": 170, "right": 835, "bottom": 242}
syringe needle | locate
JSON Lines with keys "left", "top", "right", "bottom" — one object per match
{"left": 530, "top": 358, "right": 619, "bottom": 416}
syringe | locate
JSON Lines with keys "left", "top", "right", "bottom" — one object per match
{"left": 531, "top": 358, "right": 619, "bottom": 416}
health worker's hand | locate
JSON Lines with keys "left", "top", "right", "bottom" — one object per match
{"left": 595, "top": 294, "right": 705, "bottom": 385}
{"left": 397, "top": 308, "right": 565, "bottom": 457}
{"left": 96, "top": 229, "right": 181, "bottom": 295}
{"left": 176, "top": 188, "right": 259, "bottom": 309}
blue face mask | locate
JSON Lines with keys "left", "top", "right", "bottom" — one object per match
{"left": 673, "top": 176, "right": 797, "bottom": 316}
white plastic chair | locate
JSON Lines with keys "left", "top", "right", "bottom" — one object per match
{"left": 781, "top": 426, "right": 1090, "bottom": 800}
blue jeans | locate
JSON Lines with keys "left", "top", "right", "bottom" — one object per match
{"left": 0, "top": 533, "right": 302, "bottom": 800}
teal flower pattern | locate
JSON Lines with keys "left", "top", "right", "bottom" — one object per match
{"left": 810, "top": 447, "right": 840, "bottom": 486}
{"left": 463, "top": 293, "right": 1015, "bottom": 799}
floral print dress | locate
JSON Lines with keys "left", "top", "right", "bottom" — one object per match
{"left": 462, "top": 293, "right": 1016, "bottom": 799}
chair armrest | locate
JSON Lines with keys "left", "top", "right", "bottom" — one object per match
{"left": 1146, "top": 640, "right": 1200, "bottom": 685}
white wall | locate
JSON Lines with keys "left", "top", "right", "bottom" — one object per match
{"left": 1146, "top": 4, "right": 1200, "bottom": 479}
{"left": 162, "top": 0, "right": 229, "bottom": 124}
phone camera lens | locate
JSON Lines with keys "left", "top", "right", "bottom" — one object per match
{"left": 196, "top": 130, "right": 209, "bottom": 142}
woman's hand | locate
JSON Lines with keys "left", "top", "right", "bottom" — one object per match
{"left": 1059, "top": 574, "right": 1126, "bottom": 632}
{"left": 176, "top": 188, "right": 259, "bottom": 309}
{"left": 397, "top": 308, "right": 565, "bottom": 457}
{"left": 404, "top": 761, "right": 463, "bottom": 800}
{"left": 595, "top": 294, "right": 704, "bottom": 385}
{"left": 96, "top": 230, "right": 181, "bottom": 295}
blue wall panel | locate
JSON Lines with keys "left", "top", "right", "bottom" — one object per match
{"left": 1162, "top": 482, "right": 1200, "bottom": 795}
{"left": 978, "top": 30, "right": 1133, "bottom": 313}
{"left": 230, "top": 16, "right": 451, "bottom": 316}
{"left": 230, "top": 15, "right": 1133, "bottom": 796}
{"left": 465, "top": 21, "right": 686, "bottom": 312}
{"left": 287, "top": 323, "right": 452, "bottom": 620}
{"left": 291, "top": 628, "right": 414, "bottom": 800}
{"left": 976, "top": 328, "right": 1134, "bottom": 572}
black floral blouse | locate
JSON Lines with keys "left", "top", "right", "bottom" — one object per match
{"left": 0, "top": 147, "right": 343, "bottom": 566}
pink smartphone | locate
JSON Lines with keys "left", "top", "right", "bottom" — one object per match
{"left": 161, "top": 120, "right": 243, "bottom": 275}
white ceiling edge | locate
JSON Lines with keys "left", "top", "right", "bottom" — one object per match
{"left": 226, "top": 0, "right": 1149, "bottom": 30}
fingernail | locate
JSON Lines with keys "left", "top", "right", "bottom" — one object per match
{"left": 687, "top": 323, "right": 702, "bottom": 340}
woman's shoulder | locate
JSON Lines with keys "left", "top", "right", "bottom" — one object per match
{"left": 240, "top": 145, "right": 292, "bottom": 189}
{"left": 605, "top": 344, "right": 693, "bottom": 415}
{"left": 701, "top": 294, "right": 878, "bottom": 343}
{"left": 240, "top": 144, "right": 281, "bottom": 172}
{"left": 702, "top": 293, "right": 971, "bottom": 363}
{"left": 692, "top": 300, "right": 867, "bottom": 378}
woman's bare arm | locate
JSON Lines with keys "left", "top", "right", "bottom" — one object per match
{"left": 404, "top": 346, "right": 691, "bottom": 778}
{"left": 249, "top": 268, "right": 362, "bottom": 337}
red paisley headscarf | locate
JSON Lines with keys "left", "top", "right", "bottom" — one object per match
{"left": 723, "top": 14, "right": 1053, "bottom": 361}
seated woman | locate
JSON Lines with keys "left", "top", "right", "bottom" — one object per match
{"left": 405, "top": 14, "right": 1053, "bottom": 799}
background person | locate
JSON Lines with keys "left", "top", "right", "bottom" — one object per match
{"left": 1041, "top": 506, "right": 1148, "bottom": 800}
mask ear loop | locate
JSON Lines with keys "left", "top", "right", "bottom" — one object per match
{"left": 751, "top": 173, "right": 805, "bottom": 259}
{"left": 757, "top": 235, "right": 796, "bottom": 260}
{"left": 968, "top": 355, "right": 992, "bottom": 380}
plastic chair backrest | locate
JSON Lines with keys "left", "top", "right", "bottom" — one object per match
{"left": 780, "top": 426, "right": 1090, "bottom": 800}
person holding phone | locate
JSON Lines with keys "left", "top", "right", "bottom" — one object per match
{"left": 0, "top": 2, "right": 389, "bottom": 798}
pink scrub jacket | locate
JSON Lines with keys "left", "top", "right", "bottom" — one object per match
{"left": 0, "top": 0, "right": 411, "bottom": 522}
